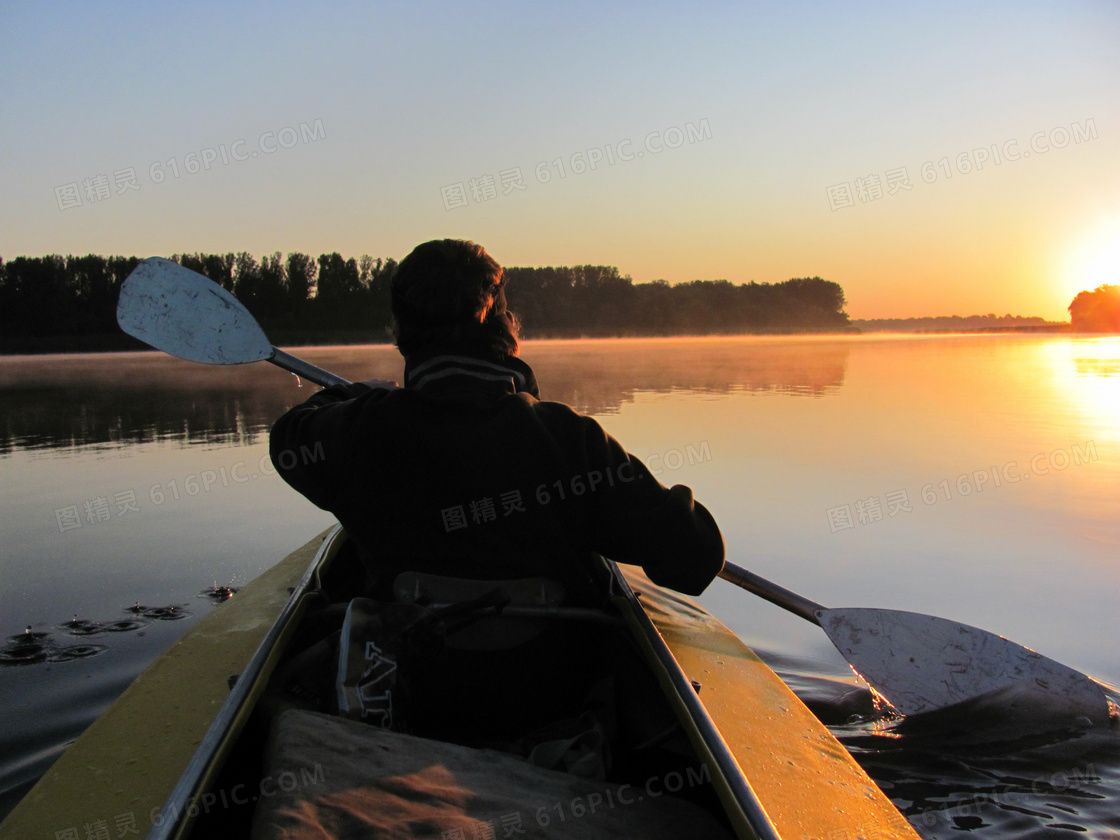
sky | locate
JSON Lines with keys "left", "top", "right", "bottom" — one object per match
{"left": 1, "top": 1, "right": 1118, "bottom": 321}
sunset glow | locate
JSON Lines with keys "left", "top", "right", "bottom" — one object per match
{"left": 1061, "top": 218, "right": 1120, "bottom": 307}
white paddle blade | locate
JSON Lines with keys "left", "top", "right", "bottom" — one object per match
{"left": 819, "top": 608, "right": 1110, "bottom": 724}
{"left": 117, "top": 257, "right": 273, "bottom": 365}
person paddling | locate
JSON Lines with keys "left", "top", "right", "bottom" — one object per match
{"left": 269, "top": 239, "right": 725, "bottom": 742}
{"left": 270, "top": 238, "right": 725, "bottom": 600}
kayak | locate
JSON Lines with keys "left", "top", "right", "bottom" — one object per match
{"left": 0, "top": 526, "right": 919, "bottom": 840}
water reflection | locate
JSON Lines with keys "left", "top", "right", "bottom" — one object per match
{"left": 1069, "top": 335, "right": 1120, "bottom": 378}
{"left": 1054, "top": 338, "right": 1120, "bottom": 449}
{"left": 0, "top": 352, "right": 318, "bottom": 455}
{"left": 0, "top": 338, "right": 850, "bottom": 454}
{"left": 528, "top": 337, "right": 851, "bottom": 413}
{"left": 1074, "top": 358, "right": 1120, "bottom": 376}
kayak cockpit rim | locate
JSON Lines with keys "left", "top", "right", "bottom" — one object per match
{"left": 606, "top": 563, "right": 781, "bottom": 840}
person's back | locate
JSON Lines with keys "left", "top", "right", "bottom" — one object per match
{"left": 270, "top": 239, "right": 725, "bottom": 601}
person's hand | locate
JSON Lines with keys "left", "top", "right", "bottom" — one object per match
{"left": 361, "top": 378, "right": 400, "bottom": 391}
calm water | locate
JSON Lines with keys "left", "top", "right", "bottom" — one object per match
{"left": 1, "top": 335, "right": 1118, "bottom": 836}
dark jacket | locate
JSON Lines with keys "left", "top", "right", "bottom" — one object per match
{"left": 269, "top": 348, "right": 724, "bottom": 598}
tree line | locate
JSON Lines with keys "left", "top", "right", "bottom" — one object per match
{"left": 503, "top": 266, "right": 850, "bottom": 335}
{"left": 851, "top": 314, "right": 1056, "bottom": 332}
{"left": 0, "top": 251, "right": 853, "bottom": 352}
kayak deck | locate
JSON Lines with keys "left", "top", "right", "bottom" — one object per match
{"left": 0, "top": 528, "right": 918, "bottom": 840}
{"left": 616, "top": 566, "right": 917, "bottom": 838}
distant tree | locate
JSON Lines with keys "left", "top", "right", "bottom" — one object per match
{"left": 233, "top": 252, "right": 264, "bottom": 314}
{"left": 315, "top": 252, "right": 362, "bottom": 328}
{"left": 175, "top": 253, "right": 206, "bottom": 275}
{"left": 366, "top": 256, "right": 397, "bottom": 296}
{"left": 108, "top": 255, "right": 141, "bottom": 308}
{"left": 201, "top": 253, "right": 235, "bottom": 292}
{"left": 577, "top": 265, "right": 634, "bottom": 332}
{"left": 316, "top": 253, "right": 360, "bottom": 303}
{"left": 257, "top": 252, "right": 287, "bottom": 320}
{"left": 0, "top": 255, "right": 69, "bottom": 335}
{"left": 777, "top": 277, "right": 850, "bottom": 330}
{"left": 358, "top": 254, "right": 375, "bottom": 286}
{"left": 68, "top": 254, "right": 115, "bottom": 333}
{"left": 364, "top": 256, "right": 396, "bottom": 335}
{"left": 1069, "top": 284, "right": 1120, "bottom": 332}
{"left": 285, "top": 252, "right": 317, "bottom": 310}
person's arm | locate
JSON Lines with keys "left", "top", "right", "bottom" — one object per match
{"left": 269, "top": 382, "right": 389, "bottom": 509}
{"left": 575, "top": 416, "right": 725, "bottom": 595}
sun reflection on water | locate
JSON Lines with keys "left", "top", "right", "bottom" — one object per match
{"left": 1047, "top": 337, "right": 1120, "bottom": 442}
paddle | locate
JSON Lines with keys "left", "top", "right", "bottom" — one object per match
{"left": 717, "top": 563, "right": 1110, "bottom": 723}
{"left": 116, "top": 256, "right": 1112, "bottom": 724}
{"left": 116, "top": 257, "right": 349, "bottom": 387}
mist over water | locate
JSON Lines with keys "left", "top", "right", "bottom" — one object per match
{"left": 0, "top": 337, "right": 850, "bottom": 453}
{"left": 1, "top": 335, "right": 1117, "bottom": 835}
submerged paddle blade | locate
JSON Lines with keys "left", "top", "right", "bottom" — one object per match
{"left": 818, "top": 607, "right": 1111, "bottom": 724}
{"left": 117, "top": 257, "right": 273, "bottom": 365}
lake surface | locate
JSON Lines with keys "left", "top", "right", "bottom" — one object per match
{"left": 1, "top": 335, "right": 1118, "bottom": 836}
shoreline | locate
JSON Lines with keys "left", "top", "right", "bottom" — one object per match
{"left": 2, "top": 323, "right": 1102, "bottom": 356}
{"left": 1, "top": 327, "right": 858, "bottom": 356}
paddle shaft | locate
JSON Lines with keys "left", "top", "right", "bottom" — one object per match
{"left": 719, "top": 562, "right": 824, "bottom": 625}
{"left": 269, "top": 347, "right": 350, "bottom": 388}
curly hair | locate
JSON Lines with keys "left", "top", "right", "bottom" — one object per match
{"left": 391, "top": 239, "right": 520, "bottom": 357}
